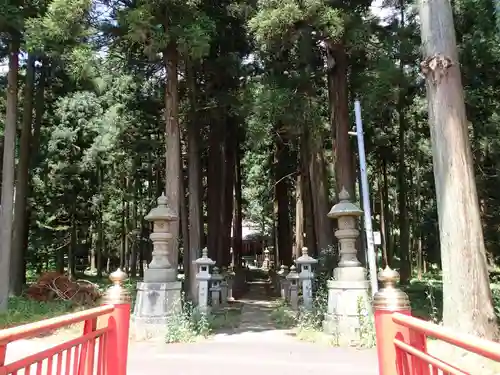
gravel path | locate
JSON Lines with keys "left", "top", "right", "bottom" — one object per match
{"left": 3, "top": 276, "right": 378, "bottom": 375}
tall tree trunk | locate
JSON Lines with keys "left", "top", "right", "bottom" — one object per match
{"left": 294, "top": 171, "right": 304, "bottom": 258}
{"left": 397, "top": 105, "right": 410, "bottom": 283}
{"left": 207, "top": 117, "right": 223, "bottom": 262}
{"left": 187, "top": 80, "right": 203, "bottom": 299}
{"left": 186, "top": 59, "right": 203, "bottom": 282}
{"left": 382, "top": 158, "right": 392, "bottom": 263}
{"left": 0, "top": 37, "right": 20, "bottom": 310}
{"left": 233, "top": 133, "right": 243, "bottom": 269}
{"left": 419, "top": 0, "right": 499, "bottom": 338}
{"left": 308, "top": 135, "right": 333, "bottom": 254}
{"left": 10, "top": 54, "right": 36, "bottom": 295}
{"left": 68, "top": 207, "right": 77, "bottom": 279}
{"left": 221, "top": 119, "right": 236, "bottom": 267}
{"left": 163, "top": 43, "right": 180, "bottom": 274}
{"left": 378, "top": 172, "right": 388, "bottom": 267}
{"left": 327, "top": 43, "right": 355, "bottom": 198}
{"left": 301, "top": 137, "right": 317, "bottom": 257}
{"left": 275, "top": 129, "right": 293, "bottom": 267}
{"left": 97, "top": 165, "right": 104, "bottom": 276}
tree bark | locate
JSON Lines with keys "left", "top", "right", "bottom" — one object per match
{"left": 11, "top": 54, "right": 36, "bottom": 295}
{"left": 308, "top": 135, "right": 333, "bottom": 254}
{"left": 187, "top": 61, "right": 203, "bottom": 299}
{"left": 233, "top": 133, "right": 243, "bottom": 268}
{"left": 294, "top": 171, "right": 304, "bottom": 259}
{"left": 0, "top": 37, "right": 20, "bottom": 310}
{"left": 327, "top": 43, "right": 356, "bottom": 198}
{"left": 275, "top": 130, "right": 293, "bottom": 267}
{"left": 419, "top": 0, "right": 499, "bottom": 338}
{"left": 163, "top": 43, "right": 180, "bottom": 272}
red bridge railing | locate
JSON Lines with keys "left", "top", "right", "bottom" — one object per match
{"left": 373, "top": 267, "right": 500, "bottom": 375}
{"left": 0, "top": 269, "right": 131, "bottom": 375}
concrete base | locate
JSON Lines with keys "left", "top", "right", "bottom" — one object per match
{"left": 143, "top": 267, "right": 178, "bottom": 283}
{"left": 323, "top": 266, "right": 370, "bottom": 346}
{"left": 132, "top": 281, "right": 182, "bottom": 339}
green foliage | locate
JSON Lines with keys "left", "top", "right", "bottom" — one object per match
{"left": 164, "top": 297, "right": 242, "bottom": 343}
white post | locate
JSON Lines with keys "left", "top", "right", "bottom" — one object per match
{"left": 354, "top": 100, "right": 378, "bottom": 295}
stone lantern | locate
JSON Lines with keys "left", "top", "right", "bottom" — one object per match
{"left": 194, "top": 247, "right": 215, "bottom": 313}
{"left": 262, "top": 249, "right": 270, "bottom": 270}
{"left": 133, "top": 193, "right": 182, "bottom": 331}
{"left": 210, "top": 266, "right": 223, "bottom": 309}
{"left": 286, "top": 265, "right": 300, "bottom": 310}
{"left": 323, "top": 187, "right": 370, "bottom": 345}
{"left": 295, "top": 247, "right": 317, "bottom": 310}
{"left": 278, "top": 265, "right": 289, "bottom": 301}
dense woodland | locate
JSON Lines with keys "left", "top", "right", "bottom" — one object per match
{"left": 1, "top": 0, "right": 500, "bottom": 339}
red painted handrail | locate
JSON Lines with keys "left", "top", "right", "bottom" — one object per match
{"left": 0, "top": 301, "right": 130, "bottom": 375}
{"left": 392, "top": 312, "right": 500, "bottom": 362}
{"left": 0, "top": 305, "right": 114, "bottom": 344}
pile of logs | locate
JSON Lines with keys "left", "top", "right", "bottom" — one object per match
{"left": 26, "top": 272, "right": 101, "bottom": 305}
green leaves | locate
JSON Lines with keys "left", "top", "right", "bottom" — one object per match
{"left": 249, "top": 0, "right": 343, "bottom": 50}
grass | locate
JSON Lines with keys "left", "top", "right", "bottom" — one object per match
{"left": 0, "top": 296, "right": 74, "bottom": 329}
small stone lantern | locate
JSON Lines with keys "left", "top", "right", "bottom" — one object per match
{"left": 323, "top": 187, "right": 370, "bottom": 345}
{"left": 278, "top": 265, "right": 289, "bottom": 301}
{"left": 211, "top": 266, "right": 223, "bottom": 309}
{"left": 286, "top": 265, "right": 300, "bottom": 310}
{"left": 262, "top": 249, "right": 270, "bottom": 270}
{"left": 295, "top": 247, "right": 317, "bottom": 310}
{"left": 220, "top": 267, "right": 229, "bottom": 305}
{"left": 226, "top": 266, "right": 235, "bottom": 302}
{"left": 194, "top": 247, "right": 215, "bottom": 313}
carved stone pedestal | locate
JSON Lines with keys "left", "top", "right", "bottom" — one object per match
{"left": 133, "top": 194, "right": 182, "bottom": 340}
{"left": 323, "top": 188, "right": 371, "bottom": 346}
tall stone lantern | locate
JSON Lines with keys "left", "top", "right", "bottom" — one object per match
{"left": 133, "top": 193, "right": 182, "bottom": 329}
{"left": 323, "top": 187, "right": 370, "bottom": 345}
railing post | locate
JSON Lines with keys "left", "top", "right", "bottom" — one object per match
{"left": 102, "top": 268, "right": 131, "bottom": 375}
{"left": 372, "top": 267, "right": 411, "bottom": 375}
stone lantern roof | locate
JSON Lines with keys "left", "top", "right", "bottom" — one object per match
{"left": 194, "top": 248, "right": 216, "bottom": 266}
{"left": 295, "top": 247, "right": 318, "bottom": 266}
{"left": 327, "top": 187, "right": 363, "bottom": 219}
{"left": 145, "top": 193, "right": 177, "bottom": 222}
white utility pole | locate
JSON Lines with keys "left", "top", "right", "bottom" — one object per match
{"left": 352, "top": 100, "right": 378, "bottom": 295}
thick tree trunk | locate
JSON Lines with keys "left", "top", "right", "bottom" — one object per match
{"left": 327, "top": 43, "right": 355, "bottom": 198}
{"left": 221, "top": 119, "right": 236, "bottom": 267}
{"left": 163, "top": 43, "right": 180, "bottom": 272}
{"left": 294, "top": 171, "right": 304, "bottom": 258}
{"left": 301, "top": 138, "right": 317, "bottom": 257}
{"left": 11, "top": 54, "right": 36, "bottom": 295}
{"left": 308, "top": 135, "right": 333, "bottom": 254}
{"left": 382, "top": 159, "right": 392, "bottom": 263}
{"left": 275, "top": 130, "right": 293, "bottom": 267}
{"left": 0, "top": 37, "right": 20, "bottom": 310}
{"left": 233, "top": 134, "right": 243, "bottom": 268}
{"left": 187, "top": 63, "right": 203, "bottom": 300}
{"left": 207, "top": 119, "right": 223, "bottom": 262}
{"left": 419, "top": 0, "right": 499, "bottom": 338}
{"left": 398, "top": 106, "right": 410, "bottom": 283}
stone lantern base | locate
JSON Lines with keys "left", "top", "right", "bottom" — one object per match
{"left": 132, "top": 280, "right": 182, "bottom": 340}
{"left": 322, "top": 266, "right": 371, "bottom": 346}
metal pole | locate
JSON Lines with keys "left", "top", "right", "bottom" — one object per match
{"left": 354, "top": 100, "right": 378, "bottom": 295}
